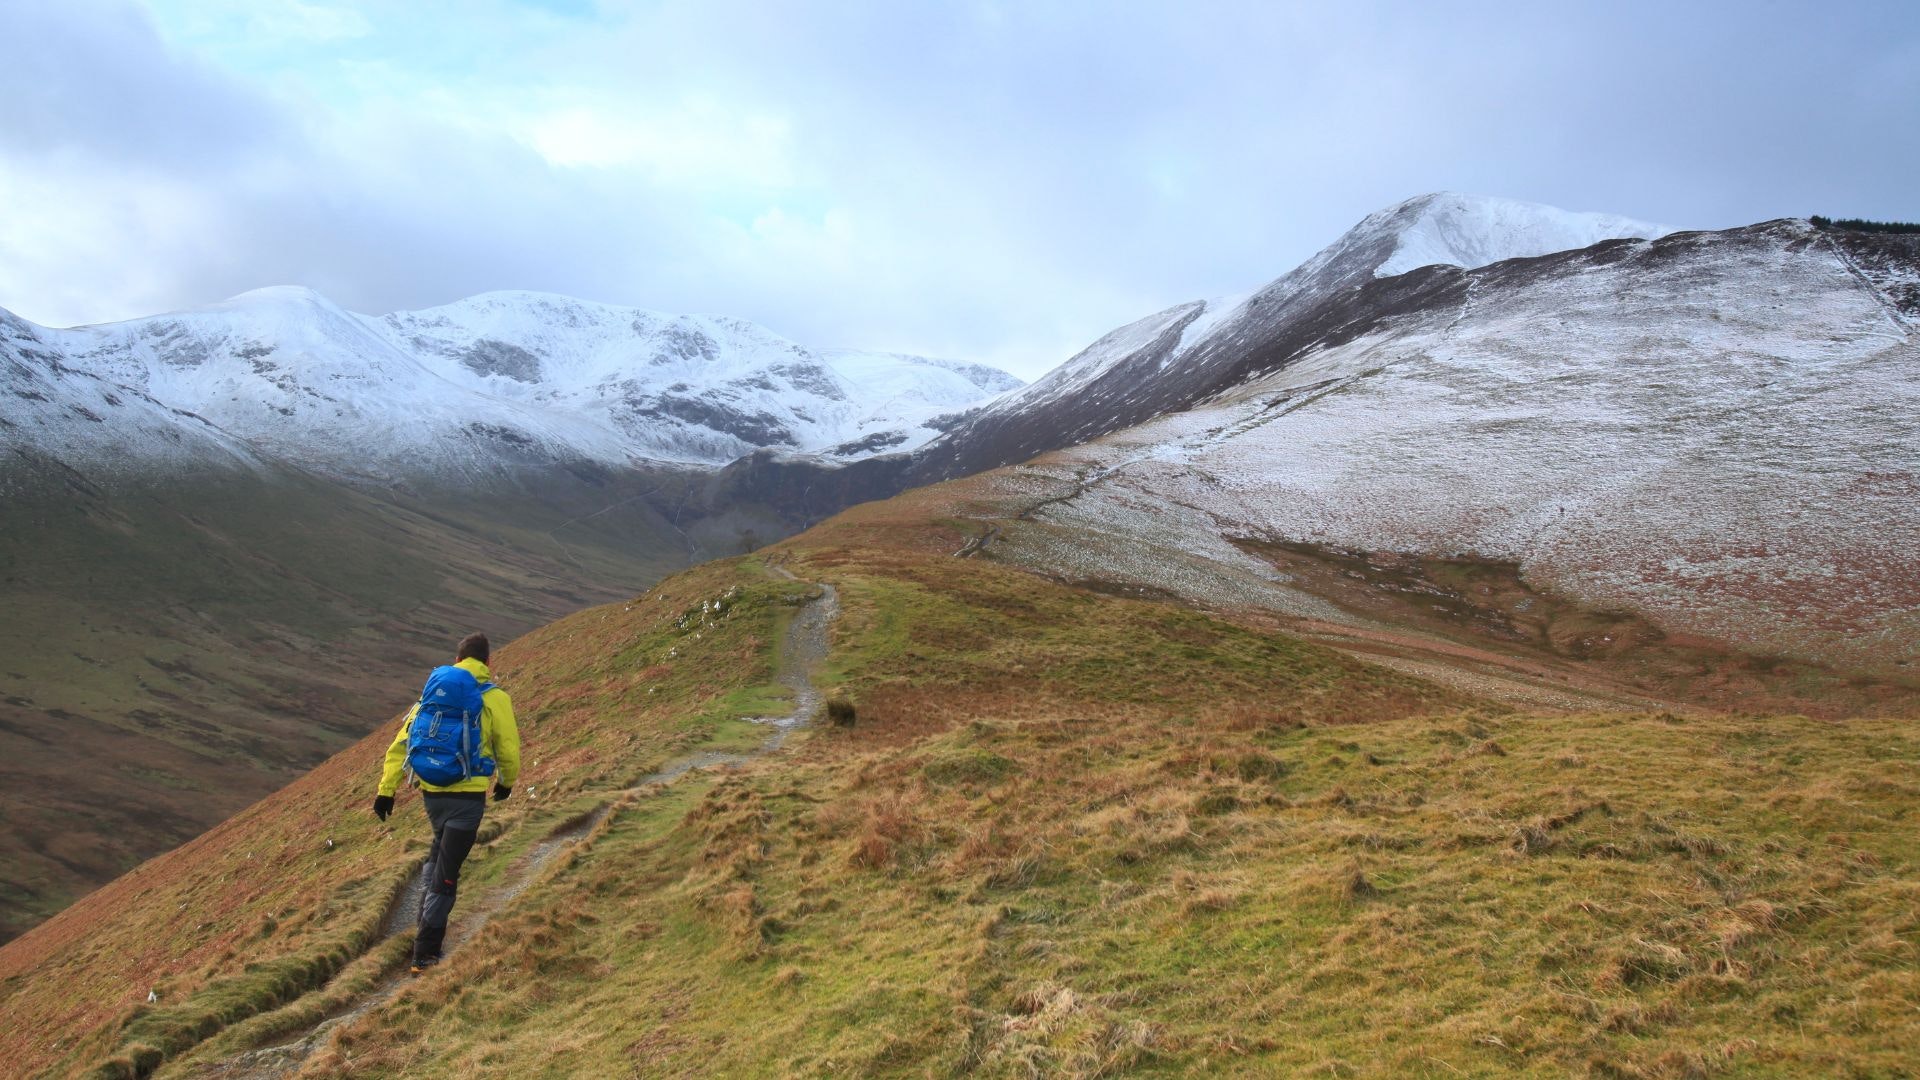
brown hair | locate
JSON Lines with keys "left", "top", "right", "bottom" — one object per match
{"left": 455, "top": 633, "right": 491, "bottom": 664}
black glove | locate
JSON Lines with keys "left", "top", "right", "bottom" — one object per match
{"left": 492, "top": 784, "right": 512, "bottom": 802}
{"left": 373, "top": 795, "right": 394, "bottom": 821}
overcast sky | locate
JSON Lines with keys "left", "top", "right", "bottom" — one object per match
{"left": 2, "top": 0, "right": 1914, "bottom": 378}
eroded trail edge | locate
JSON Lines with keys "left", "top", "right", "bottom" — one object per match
{"left": 184, "top": 578, "right": 838, "bottom": 1080}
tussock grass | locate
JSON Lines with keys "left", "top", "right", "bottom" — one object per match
{"left": 155, "top": 935, "right": 413, "bottom": 1077}
{"left": 87, "top": 864, "right": 412, "bottom": 1078}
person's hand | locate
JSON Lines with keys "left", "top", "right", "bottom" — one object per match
{"left": 492, "top": 785, "right": 512, "bottom": 803}
{"left": 373, "top": 795, "right": 394, "bottom": 821}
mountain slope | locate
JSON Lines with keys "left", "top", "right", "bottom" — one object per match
{"left": 0, "top": 475, "right": 1913, "bottom": 1079}
{"left": 1, "top": 309, "right": 263, "bottom": 480}
{"left": 909, "top": 193, "right": 1672, "bottom": 481}
{"left": 0, "top": 454, "right": 733, "bottom": 943}
{"left": 957, "top": 220, "right": 1920, "bottom": 670}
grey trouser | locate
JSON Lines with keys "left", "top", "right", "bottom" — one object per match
{"left": 414, "top": 793, "right": 485, "bottom": 963}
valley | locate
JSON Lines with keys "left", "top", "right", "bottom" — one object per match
{"left": 0, "top": 458, "right": 710, "bottom": 941}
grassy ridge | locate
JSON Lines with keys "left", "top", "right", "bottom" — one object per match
{"left": 273, "top": 545, "right": 1920, "bottom": 1077}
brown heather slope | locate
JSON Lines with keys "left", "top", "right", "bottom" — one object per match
{"left": 2, "top": 464, "right": 1917, "bottom": 1078}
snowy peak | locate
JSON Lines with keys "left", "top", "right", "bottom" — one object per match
{"left": 372, "top": 291, "right": 1019, "bottom": 464}
{"left": 975, "top": 219, "right": 1920, "bottom": 668}
{"left": 0, "top": 288, "right": 1023, "bottom": 483}
{"left": 914, "top": 193, "right": 1679, "bottom": 481}
{"left": 906, "top": 193, "right": 1695, "bottom": 484}
{"left": 206, "top": 284, "right": 341, "bottom": 310}
{"left": 1247, "top": 192, "right": 1674, "bottom": 312}
{"left": 1366, "top": 192, "right": 1674, "bottom": 278}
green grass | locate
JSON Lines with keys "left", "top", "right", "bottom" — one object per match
{"left": 85, "top": 864, "right": 413, "bottom": 1078}
{"left": 313, "top": 708, "right": 1920, "bottom": 1077}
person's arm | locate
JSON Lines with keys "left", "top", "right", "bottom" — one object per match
{"left": 488, "top": 690, "right": 520, "bottom": 790}
{"left": 377, "top": 707, "right": 416, "bottom": 797}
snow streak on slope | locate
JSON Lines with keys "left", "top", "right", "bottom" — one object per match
{"left": 0, "top": 290, "right": 1021, "bottom": 484}
{"left": 987, "top": 222, "right": 1920, "bottom": 668}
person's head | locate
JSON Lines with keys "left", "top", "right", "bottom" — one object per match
{"left": 456, "top": 633, "right": 491, "bottom": 665}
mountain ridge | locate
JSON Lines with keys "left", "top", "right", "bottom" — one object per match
{"left": 907, "top": 192, "right": 1674, "bottom": 482}
{"left": 3, "top": 287, "right": 1023, "bottom": 485}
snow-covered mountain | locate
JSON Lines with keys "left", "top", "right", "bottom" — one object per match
{"left": 372, "top": 292, "right": 1019, "bottom": 464}
{"left": 0, "top": 288, "right": 1021, "bottom": 486}
{"left": 1, "top": 307, "right": 266, "bottom": 482}
{"left": 962, "top": 217, "right": 1920, "bottom": 669}
{"left": 913, "top": 193, "right": 1673, "bottom": 480}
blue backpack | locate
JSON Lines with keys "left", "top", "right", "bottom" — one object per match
{"left": 406, "top": 665, "right": 497, "bottom": 787}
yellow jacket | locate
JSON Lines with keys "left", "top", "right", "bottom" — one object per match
{"left": 378, "top": 657, "right": 521, "bottom": 796}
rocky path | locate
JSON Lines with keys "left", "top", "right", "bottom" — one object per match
{"left": 178, "top": 576, "right": 838, "bottom": 1079}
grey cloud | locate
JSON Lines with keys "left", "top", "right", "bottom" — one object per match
{"left": 0, "top": 0, "right": 1914, "bottom": 378}
{"left": 2, "top": 0, "right": 287, "bottom": 169}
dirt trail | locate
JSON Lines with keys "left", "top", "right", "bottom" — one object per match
{"left": 178, "top": 576, "right": 838, "bottom": 1080}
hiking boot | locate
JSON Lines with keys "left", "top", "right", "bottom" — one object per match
{"left": 409, "top": 954, "right": 441, "bottom": 976}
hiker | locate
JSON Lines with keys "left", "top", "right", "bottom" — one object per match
{"left": 371, "top": 632, "right": 521, "bottom": 975}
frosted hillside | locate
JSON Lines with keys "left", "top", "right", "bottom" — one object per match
{"left": 0, "top": 288, "right": 1022, "bottom": 484}
{"left": 375, "top": 292, "right": 1018, "bottom": 463}
{"left": 915, "top": 193, "right": 1673, "bottom": 480}
{"left": 979, "top": 220, "right": 1920, "bottom": 668}
{"left": 0, "top": 308, "right": 265, "bottom": 488}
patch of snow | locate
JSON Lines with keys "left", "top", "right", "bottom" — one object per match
{"left": 1166, "top": 292, "right": 1253, "bottom": 369}
{"left": 1373, "top": 192, "right": 1673, "bottom": 278}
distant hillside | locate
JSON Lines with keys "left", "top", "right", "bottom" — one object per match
{"left": 0, "top": 454, "right": 719, "bottom": 943}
